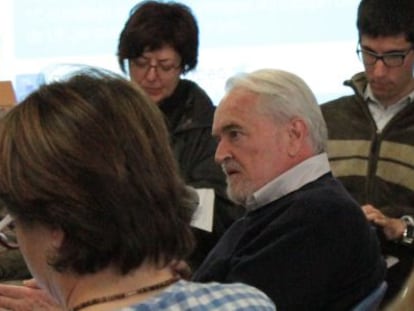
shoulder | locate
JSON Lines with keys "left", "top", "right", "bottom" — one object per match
{"left": 167, "top": 80, "right": 216, "bottom": 133}
{"left": 179, "top": 80, "right": 215, "bottom": 117}
{"left": 285, "top": 175, "right": 363, "bottom": 221}
{"left": 127, "top": 280, "right": 275, "bottom": 310}
{"left": 320, "top": 72, "right": 367, "bottom": 114}
{"left": 180, "top": 80, "right": 211, "bottom": 100}
{"left": 177, "top": 281, "right": 275, "bottom": 310}
{"left": 320, "top": 95, "right": 367, "bottom": 132}
{"left": 320, "top": 95, "right": 358, "bottom": 114}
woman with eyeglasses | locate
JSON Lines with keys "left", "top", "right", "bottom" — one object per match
{"left": 117, "top": 1, "right": 243, "bottom": 271}
{"left": 0, "top": 69, "right": 274, "bottom": 311}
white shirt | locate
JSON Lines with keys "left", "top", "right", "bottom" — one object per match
{"left": 245, "top": 153, "right": 331, "bottom": 211}
{"left": 365, "top": 85, "right": 414, "bottom": 132}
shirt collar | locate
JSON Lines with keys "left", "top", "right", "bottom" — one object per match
{"left": 245, "top": 153, "right": 331, "bottom": 211}
{"left": 364, "top": 84, "right": 414, "bottom": 108}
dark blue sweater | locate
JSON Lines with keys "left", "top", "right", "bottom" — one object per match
{"left": 193, "top": 173, "right": 386, "bottom": 311}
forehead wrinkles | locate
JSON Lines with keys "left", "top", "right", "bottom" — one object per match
{"left": 214, "top": 103, "right": 260, "bottom": 136}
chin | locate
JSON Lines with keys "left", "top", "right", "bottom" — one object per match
{"left": 226, "top": 184, "right": 251, "bottom": 207}
{"left": 149, "top": 95, "right": 164, "bottom": 105}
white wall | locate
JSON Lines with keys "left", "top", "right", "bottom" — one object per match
{"left": 0, "top": 0, "right": 363, "bottom": 104}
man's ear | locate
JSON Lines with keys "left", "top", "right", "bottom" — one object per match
{"left": 287, "top": 118, "right": 308, "bottom": 157}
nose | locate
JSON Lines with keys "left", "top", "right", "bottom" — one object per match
{"left": 214, "top": 139, "right": 231, "bottom": 165}
{"left": 144, "top": 66, "right": 158, "bottom": 82}
{"left": 371, "top": 59, "right": 388, "bottom": 78}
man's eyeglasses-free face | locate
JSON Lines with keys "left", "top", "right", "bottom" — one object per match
{"left": 0, "top": 214, "right": 18, "bottom": 249}
{"left": 356, "top": 46, "right": 414, "bottom": 68}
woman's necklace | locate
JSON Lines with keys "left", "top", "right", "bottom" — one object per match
{"left": 70, "top": 276, "right": 180, "bottom": 311}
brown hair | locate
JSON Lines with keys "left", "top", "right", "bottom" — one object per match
{"left": 117, "top": 0, "right": 199, "bottom": 74}
{"left": 0, "top": 68, "right": 195, "bottom": 275}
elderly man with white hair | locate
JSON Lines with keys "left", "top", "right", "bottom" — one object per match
{"left": 193, "top": 69, "right": 386, "bottom": 311}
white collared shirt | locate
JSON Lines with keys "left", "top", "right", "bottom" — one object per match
{"left": 245, "top": 153, "right": 331, "bottom": 211}
{"left": 365, "top": 85, "right": 414, "bottom": 132}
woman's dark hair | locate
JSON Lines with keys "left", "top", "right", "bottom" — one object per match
{"left": 357, "top": 0, "right": 414, "bottom": 44}
{"left": 117, "top": 0, "right": 199, "bottom": 74}
{"left": 0, "top": 68, "right": 195, "bottom": 275}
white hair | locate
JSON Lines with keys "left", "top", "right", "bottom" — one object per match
{"left": 224, "top": 69, "right": 327, "bottom": 153}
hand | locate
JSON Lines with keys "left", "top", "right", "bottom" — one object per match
{"left": 0, "top": 279, "right": 61, "bottom": 311}
{"left": 362, "top": 204, "right": 406, "bottom": 241}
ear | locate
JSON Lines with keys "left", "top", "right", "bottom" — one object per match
{"left": 50, "top": 228, "right": 65, "bottom": 249}
{"left": 286, "top": 118, "right": 308, "bottom": 157}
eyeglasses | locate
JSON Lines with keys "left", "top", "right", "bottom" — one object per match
{"left": 356, "top": 46, "right": 414, "bottom": 68}
{"left": 128, "top": 59, "right": 181, "bottom": 78}
{"left": 0, "top": 214, "right": 18, "bottom": 249}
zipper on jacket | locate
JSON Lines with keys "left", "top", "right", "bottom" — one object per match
{"left": 366, "top": 131, "right": 380, "bottom": 203}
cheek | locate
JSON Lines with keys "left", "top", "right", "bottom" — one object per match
{"left": 15, "top": 228, "right": 37, "bottom": 270}
{"left": 15, "top": 226, "right": 51, "bottom": 266}
{"left": 128, "top": 69, "right": 140, "bottom": 84}
{"left": 15, "top": 226, "right": 26, "bottom": 249}
{"left": 255, "top": 141, "right": 289, "bottom": 179}
{"left": 237, "top": 147, "right": 270, "bottom": 180}
{"left": 400, "top": 66, "right": 414, "bottom": 82}
{"left": 253, "top": 152, "right": 279, "bottom": 176}
{"left": 164, "top": 75, "right": 180, "bottom": 95}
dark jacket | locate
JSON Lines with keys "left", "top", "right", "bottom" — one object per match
{"left": 321, "top": 72, "right": 414, "bottom": 302}
{"left": 193, "top": 173, "right": 385, "bottom": 311}
{"left": 159, "top": 79, "right": 243, "bottom": 270}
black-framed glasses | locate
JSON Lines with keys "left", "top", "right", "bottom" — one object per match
{"left": 0, "top": 214, "right": 18, "bottom": 249}
{"left": 356, "top": 46, "right": 414, "bottom": 68}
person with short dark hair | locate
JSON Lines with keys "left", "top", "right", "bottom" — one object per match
{"left": 0, "top": 69, "right": 275, "bottom": 311}
{"left": 117, "top": 0, "right": 243, "bottom": 271}
{"left": 193, "top": 68, "right": 386, "bottom": 311}
{"left": 321, "top": 0, "right": 414, "bottom": 304}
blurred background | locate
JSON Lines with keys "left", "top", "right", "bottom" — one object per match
{"left": 0, "top": 0, "right": 361, "bottom": 104}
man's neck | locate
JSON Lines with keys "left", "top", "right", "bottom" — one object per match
{"left": 366, "top": 82, "right": 414, "bottom": 108}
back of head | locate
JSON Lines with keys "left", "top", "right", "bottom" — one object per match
{"left": 0, "top": 68, "right": 194, "bottom": 275}
{"left": 117, "top": 0, "right": 199, "bottom": 73}
{"left": 225, "top": 69, "right": 327, "bottom": 154}
{"left": 357, "top": 0, "right": 414, "bottom": 43}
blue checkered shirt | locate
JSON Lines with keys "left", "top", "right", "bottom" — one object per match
{"left": 121, "top": 280, "right": 275, "bottom": 310}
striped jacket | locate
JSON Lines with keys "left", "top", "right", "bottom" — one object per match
{"left": 321, "top": 72, "right": 414, "bottom": 303}
{"left": 321, "top": 72, "right": 414, "bottom": 218}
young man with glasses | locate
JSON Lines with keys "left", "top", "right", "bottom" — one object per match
{"left": 321, "top": 0, "right": 414, "bottom": 304}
